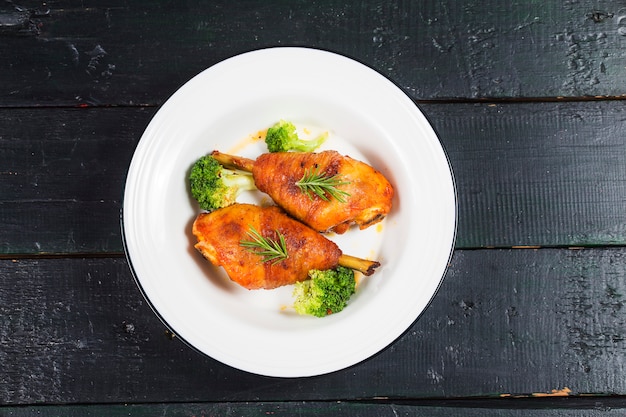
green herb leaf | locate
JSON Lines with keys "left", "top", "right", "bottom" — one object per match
{"left": 240, "top": 226, "right": 289, "bottom": 265}
{"left": 295, "top": 167, "right": 351, "bottom": 203}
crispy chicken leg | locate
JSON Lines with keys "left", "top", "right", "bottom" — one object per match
{"left": 192, "top": 203, "right": 380, "bottom": 290}
{"left": 212, "top": 150, "right": 394, "bottom": 234}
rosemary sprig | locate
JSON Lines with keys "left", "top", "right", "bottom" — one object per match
{"left": 240, "top": 226, "right": 289, "bottom": 265}
{"left": 296, "top": 167, "right": 351, "bottom": 203}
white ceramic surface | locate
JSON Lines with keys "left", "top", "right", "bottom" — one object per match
{"left": 122, "top": 47, "right": 456, "bottom": 377}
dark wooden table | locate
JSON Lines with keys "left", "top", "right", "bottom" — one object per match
{"left": 2, "top": 1, "right": 626, "bottom": 415}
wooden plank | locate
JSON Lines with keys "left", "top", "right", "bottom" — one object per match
{"left": 2, "top": 0, "right": 626, "bottom": 106}
{"left": 2, "top": 400, "right": 626, "bottom": 417}
{"left": 432, "top": 101, "right": 626, "bottom": 248}
{"left": 2, "top": 248, "right": 626, "bottom": 403}
{"left": 1, "top": 101, "right": 625, "bottom": 255}
{"left": 0, "top": 107, "right": 151, "bottom": 254}
{"left": 0, "top": 102, "right": 626, "bottom": 254}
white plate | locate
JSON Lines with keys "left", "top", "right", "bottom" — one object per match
{"left": 122, "top": 47, "right": 456, "bottom": 377}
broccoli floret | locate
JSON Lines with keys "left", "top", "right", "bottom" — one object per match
{"left": 265, "top": 120, "right": 328, "bottom": 153}
{"left": 189, "top": 155, "right": 257, "bottom": 211}
{"left": 292, "top": 266, "right": 356, "bottom": 317}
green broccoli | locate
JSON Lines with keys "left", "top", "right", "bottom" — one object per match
{"left": 292, "top": 266, "right": 356, "bottom": 317}
{"left": 189, "top": 155, "right": 257, "bottom": 211}
{"left": 265, "top": 120, "right": 328, "bottom": 153}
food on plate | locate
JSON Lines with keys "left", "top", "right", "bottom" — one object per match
{"left": 189, "top": 154, "right": 256, "bottom": 211}
{"left": 187, "top": 122, "right": 392, "bottom": 316}
{"left": 192, "top": 203, "right": 380, "bottom": 290}
{"left": 292, "top": 266, "right": 356, "bottom": 317}
{"left": 211, "top": 150, "right": 394, "bottom": 234}
{"left": 265, "top": 119, "right": 328, "bottom": 153}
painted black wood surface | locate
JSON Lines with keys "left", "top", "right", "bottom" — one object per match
{"left": 2, "top": 101, "right": 625, "bottom": 254}
{"left": 3, "top": 249, "right": 626, "bottom": 404}
{"left": 2, "top": 0, "right": 626, "bottom": 107}
{"left": 1, "top": 0, "right": 626, "bottom": 415}
{"left": 4, "top": 400, "right": 626, "bottom": 417}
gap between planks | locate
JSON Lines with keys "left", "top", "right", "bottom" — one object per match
{"left": 1, "top": 95, "right": 626, "bottom": 111}
{"left": 0, "top": 245, "right": 623, "bottom": 261}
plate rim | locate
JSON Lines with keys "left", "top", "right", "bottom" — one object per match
{"left": 121, "top": 46, "right": 458, "bottom": 377}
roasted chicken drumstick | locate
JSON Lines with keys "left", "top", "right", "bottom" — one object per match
{"left": 192, "top": 203, "right": 380, "bottom": 290}
{"left": 211, "top": 150, "right": 394, "bottom": 234}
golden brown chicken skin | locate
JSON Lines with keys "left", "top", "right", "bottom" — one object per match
{"left": 192, "top": 203, "right": 342, "bottom": 290}
{"left": 252, "top": 151, "right": 394, "bottom": 234}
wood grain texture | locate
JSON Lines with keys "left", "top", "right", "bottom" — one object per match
{"left": 2, "top": 0, "right": 626, "bottom": 106}
{"left": 432, "top": 101, "right": 626, "bottom": 248}
{"left": 0, "top": 107, "right": 151, "bottom": 254}
{"left": 2, "top": 249, "right": 626, "bottom": 404}
{"left": 2, "top": 1, "right": 626, "bottom": 409}
{"left": 2, "top": 101, "right": 625, "bottom": 255}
